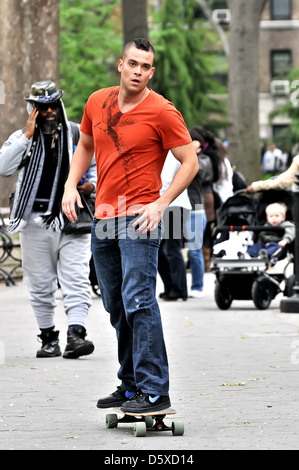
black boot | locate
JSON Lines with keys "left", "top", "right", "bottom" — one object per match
{"left": 63, "top": 325, "right": 94, "bottom": 359}
{"left": 36, "top": 330, "right": 61, "bottom": 358}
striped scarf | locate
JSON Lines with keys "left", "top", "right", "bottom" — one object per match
{"left": 9, "top": 124, "right": 69, "bottom": 233}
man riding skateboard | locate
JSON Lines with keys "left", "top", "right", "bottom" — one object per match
{"left": 62, "top": 38, "right": 198, "bottom": 413}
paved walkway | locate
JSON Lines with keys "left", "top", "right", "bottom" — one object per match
{"left": 1, "top": 271, "right": 299, "bottom": 451}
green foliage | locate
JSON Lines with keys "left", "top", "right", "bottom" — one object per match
{"left": 59, "top": 0, "right": 227, "bottom": 130}
{"left": 149, "top": 0, "right": 227, "bottom": 130}
{"left": 59, "top": 0, "right": 122, "bottom": 121}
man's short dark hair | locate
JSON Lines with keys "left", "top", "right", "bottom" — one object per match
{"left": 123, "top": 38, "right": 155, "bottom": 59}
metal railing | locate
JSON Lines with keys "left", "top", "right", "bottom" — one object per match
{"left": 0, "top": 209, "right": 22, "bottom": 286}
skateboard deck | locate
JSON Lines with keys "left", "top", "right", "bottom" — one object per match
{"left": 113, "top": 407, "right": 177, "bottom": 417}
{"left": 105, "top": 407, "right": 184, "bottom": 437}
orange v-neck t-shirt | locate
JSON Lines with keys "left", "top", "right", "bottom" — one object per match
{"left": 80, "top": 86, "right": 191, "bottom": 218}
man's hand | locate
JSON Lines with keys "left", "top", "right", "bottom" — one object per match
{"left": 24, "top": 108, "right": 39, "bottom": 139}
{"left": 62, "top": 186, "right": 83, "bottom": 223}
{"left": 132, "top": 199, "right": 167, "bottom": 233}
{"left": 246, "top": 185, "right": 254, "bottom": 193}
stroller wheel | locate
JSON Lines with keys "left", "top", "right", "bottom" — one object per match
{"left": 285, "top": 274, "right": 296, "bottom": 297}
{"left": 214, "top": 280, "right": 233, "bottom": 310}
{"left": 252, "top": 278, "right": 272, "bottom": 310}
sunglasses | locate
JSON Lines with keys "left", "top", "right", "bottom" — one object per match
{"left": 35, "top": 102, "right": 59, "bottom": 111}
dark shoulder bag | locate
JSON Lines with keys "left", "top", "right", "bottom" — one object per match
{"left": 63, "top": 122, "right": 95, "bottom": 234}
{"left": 63, "top": 193, "right": 95, "bottom": 235}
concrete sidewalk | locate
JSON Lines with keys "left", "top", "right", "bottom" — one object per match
{"left": 1, "top": 272, "right": 299, "bottom": 451}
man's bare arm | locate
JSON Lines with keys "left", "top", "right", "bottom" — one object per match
{"left": 160, "top": 142, "right": 199, "bottom": 207}
{"left": 133, "top": 142, "right": 199, "bottom": 233}
{"left": 62, "top": 132, "right": 94, "bottom": 222}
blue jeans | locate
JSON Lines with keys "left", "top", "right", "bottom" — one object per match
{"left": 185, "top": 210, "right": 206, "bottom": 291}
{"left": 91, "top": 216, "right": 169, "bottom": 395}
{"left": 247, "top": 241, "right": 280, "bottom": 257}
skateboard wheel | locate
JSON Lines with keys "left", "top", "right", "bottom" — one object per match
{"left": 134, "top": 421, "right": 146, "bottom": 437}
{"left": 106, "top": 413, "right": 118, "bottom": 429}
{"left": 172, "top": 421, "right": 184, "bottom": 436}
{"left": 144, "top": 416, "right": 154, "bottom": 428}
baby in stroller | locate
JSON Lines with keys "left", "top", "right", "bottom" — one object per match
{"left": 247, "top": 202, "right": 295, "bottom": 258}
{"left": 211, "top": 189, "right": 295, "bottom": 310}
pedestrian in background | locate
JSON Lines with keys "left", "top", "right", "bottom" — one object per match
{"left": 158, "top": 151, "right": 191, "bottom": 301}
{"left": 213, "top": 138, "right": 234, "bottom": 203}
{"left": 188, "top": 125, "right": 218, "bottom": 272}
{"left": 186, "top": 129, "right": 207, "bottom": 297}
{"left": 0, "top": 81, "right": 95, "bottom": 359}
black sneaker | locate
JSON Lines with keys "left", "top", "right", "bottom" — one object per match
{"left": 120, "top": 391, "right": 171, "bottom": 413}
{"left": 96, "top": 387, "right": 135, "bottom": 409}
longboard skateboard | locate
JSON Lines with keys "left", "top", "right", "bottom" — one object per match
{"left": 105, "top": 408, "right": 184, "bottom": 437}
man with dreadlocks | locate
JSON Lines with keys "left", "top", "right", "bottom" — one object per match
{"left": 0, "top": 81, "right": 95, "bottom": 359}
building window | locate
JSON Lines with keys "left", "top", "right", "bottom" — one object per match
{"left": 270, "top": 50, "right": 292, "bottom": 79}
{"left": 210, "top": 0, "right": 228, "bottom": 8}
{"left": 270, "top": 0, "right": 292, "bottom": 20}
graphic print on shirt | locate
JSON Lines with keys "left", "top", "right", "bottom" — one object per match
{"left": 95, "top": 89, "right": 136, "bottom": 187}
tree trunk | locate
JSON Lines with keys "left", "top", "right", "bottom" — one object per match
{"left": 122, "top": 0, "right": 148, "bottom": 45}
{"left": 227, "top": 0, "right": 267, "bottom": 182}
{"left": 0, "top": 0, "right": 59, "bottom": 207}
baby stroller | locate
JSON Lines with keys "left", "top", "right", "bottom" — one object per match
{"left": 211, "top": 189, "right": 294, "bottom": 310}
